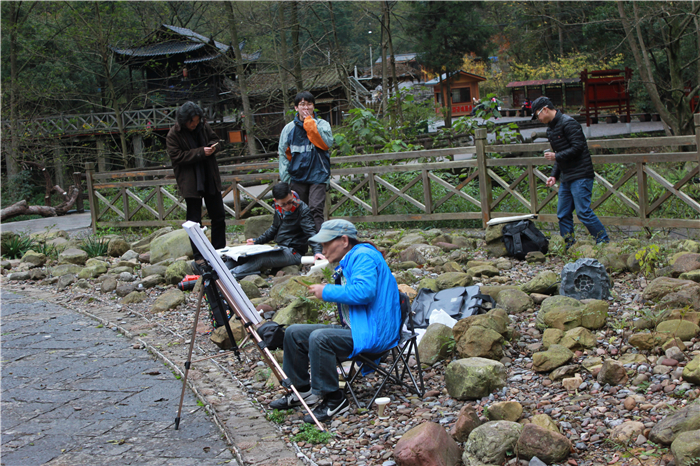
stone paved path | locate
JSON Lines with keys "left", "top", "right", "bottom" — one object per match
{"left": 1, "top": 290, "right": 237, "bottom": 466}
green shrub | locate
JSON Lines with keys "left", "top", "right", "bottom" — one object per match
{"left": 291, "top": 423, "right": 334, "bottom": 444}
{"left": 79, "top": 236, "right": 109, "bottom": 257}
{"left": 1, "top": 234, "right": 36, "bottom": 259}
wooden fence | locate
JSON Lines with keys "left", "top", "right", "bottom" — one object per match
{"left": 85, "top": 114, "right": 700, "bottom": 232}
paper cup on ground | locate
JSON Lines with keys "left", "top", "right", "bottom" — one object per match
{"left": 375, "top": 397, "right": 391, "bottom": 419}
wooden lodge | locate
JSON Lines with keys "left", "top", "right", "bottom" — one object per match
{"left": 111, "top": 24, "right": 260, "bottom": 112}
{"left": 507, "top": 77, "right": 583, "bottom": 114}
{"left": 425, "top": 71, "right": 487, "bottom": 117}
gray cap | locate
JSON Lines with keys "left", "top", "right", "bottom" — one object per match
{"left": 309, "top": 219, "right": 358, "bottom": 244}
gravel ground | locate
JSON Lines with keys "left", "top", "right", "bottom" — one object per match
{"left": 4, "top": 226, "right": 700, "bottom": 466}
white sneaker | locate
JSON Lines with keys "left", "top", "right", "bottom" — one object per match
{"left": 269, "top": 389, "right": 320, "bottom": 410}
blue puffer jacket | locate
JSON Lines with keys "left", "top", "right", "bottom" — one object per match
{"left": 321, "top": 243, "right": 400, "bottom": 358}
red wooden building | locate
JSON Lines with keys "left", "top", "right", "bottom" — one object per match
{"left": 425, "top": 71, "right": 487, "bottom": 116}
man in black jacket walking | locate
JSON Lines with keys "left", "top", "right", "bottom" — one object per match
{"left": 533, "top": 96, "right": 609, "bottom": 246}
{"left": 231, "top": 183, "right": 324, "bottom": 278}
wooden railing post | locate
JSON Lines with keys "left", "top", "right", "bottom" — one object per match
{"left": 476, "top": 128, "right": 491, "bottom": 226}
{"left": 84, "top": 162, "right": 97, "bottom": 233}
{"left": 695, "top": 114, "right": 700, "bottom": 174}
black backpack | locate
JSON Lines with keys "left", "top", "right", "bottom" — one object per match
{"left": 502, "top": 220, "right": 549, "bottom": 260}
{"left": 258, "top": 321, "right": 285, "bottom": 351}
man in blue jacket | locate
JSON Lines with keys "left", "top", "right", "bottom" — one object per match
{"left": 269, "top": 220, "right": 401, "bottom": 423}
{"left": 533, "top": 96, "right": 610, "bottom": 246}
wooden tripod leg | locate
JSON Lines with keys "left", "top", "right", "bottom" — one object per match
{"left": 175, "top": 283, "right": 205, "bottom": 430}
{"left": 215, "top": 280, "right": 325, "bottom": 431}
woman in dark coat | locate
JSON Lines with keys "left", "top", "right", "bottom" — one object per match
{"left": 166, "top": 101, "right": 225, "bottom": 268}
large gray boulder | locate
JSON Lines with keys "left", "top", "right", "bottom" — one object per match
{"left": 463, "top": 421, "right": 522, "bottom": 466}
{"left": 671, "top": 429, "right": 700, "bottom": 466}
{"left": 244, "top": 215, "right": 274, "bottom": 241}
{"left": 393, "top": 233, "right": 428, "bottom": 251}
{"left": 142, "top": 265, "right": 168, "bottom": 278}
{"left": 417, "top": 323, "right": 454, "bottom": 366}
{"left": 130, "top": 226, "right": 173, "bottom": 254}
{"left": 58, "top": 248, "right": 88, "bottom": 266}
{"left": 238, "top": 280, "right": 261, "bottom": 300}
{"left": 150, "top": 229, "right": 193, "bottom": 264}
{"left": 444, "top": 357, "right": 506, "bottom": 400}
{"left": 165, "top": 260, "right": 189, "bottom": 285}
{"left": 649, "top": 403, "right": 700, "bottom": 445}
{"left": 643, "top": 277, "right": 696, "bottom": 301}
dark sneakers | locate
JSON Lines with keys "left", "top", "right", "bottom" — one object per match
{"left": 269, "top": 389, "right": 320, "bottom": 410}
{"left": 303, "top": 394, "right": 349, "bottom": 424}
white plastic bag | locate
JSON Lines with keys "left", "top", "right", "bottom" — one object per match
{"left": 427, "top": 308, "right": 458, "bottom": 328}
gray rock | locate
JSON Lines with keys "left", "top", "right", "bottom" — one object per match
{"left": 150, "top": 289, "right": 185, "bottom": 312}
{"left": 8, "top": 271, "right": 31, "bottom": 281}
{"left": 121, "top": 291, "right": 146, "bottom": 304}
{"left": 649, "top": 404, "right": 700, "bottom": 445}
{"left": 50, "top": 264, "right": 82, "bottom": 277}
{"left": 273, "top": 298, "right": 318, "bottom": 326}
{"left": 671, "top": 429, "right": 700, "bottom": 466}
{"left": 463, "top": 420, "right": 522, "bottom": 465}
{"left": 239, "top": 279, "right": 261, "bottom": 299}
{"left": 142, "top": 265, "right": 168, "bottom": 278}
{"left": 120, "top": 249, "right": 140, "bottom": 261}
{"left": 495, "top": 288, "right": 533, "bottom": 314}
{"left": 445, "top": 357, "right": 506, "bottom": 400}
{"left": 57, "top": 274, "right": 76, "bottom": 290}
{"left": 78, "top": 263, "right": 107, "bottom": 279}
{"left": 417, "top": 323, "right": 454, "bottom": 366}
{"left": 560, "top": 258, "right": 610, "bottom": 300}
{"left": 150, "top": 230, "right": 193, "bottom": 264}
{"left": 242, "top": 274, "right": 269, "bottom": 288}
{"left": 116, "top": 282, "right": 136, "bottom": 297}
{"left": 101, "top": 275, "right": 118, "bottom": 293}
{"left": 521, "top": 270, "right": 559, "bottom": 295}
{"left": 21, "top": 250, "right": 46, "bottom": 267}
{"left": 139, "top": 274, "right": 165, "bottom": 288}
{"left": 130, "top": 226, "right": 173, "bottom": 254}
{"left": 107, "top": 238, "right": 130, "bottom": 257}
{"left": 244, "top": 215, "right": 274, "bottom": 241}
{"left": 75, "top": 279, "right": 90, "bottom": 289}
{"left": 532, "top": 344, "right": 574, "bottom": 372}
{"left": 529, "top": 457, "right": 547, "bottom": 466}
{"left": 58, "top": 248, "right": 88, "bottom": 266}
{"left": 165, "top": 260, "right": 189, "bottom": 285}
{"left": 399, "top": 244, "right": 442, "bottom": 264}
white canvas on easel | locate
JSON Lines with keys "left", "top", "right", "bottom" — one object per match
{"left": 182, "top": 221, "right": 261, "bottom": 325}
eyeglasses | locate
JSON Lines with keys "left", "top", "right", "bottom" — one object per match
{"left": 536, "top": 107, "right": 547, "bottom": 118}
{"left": 276, "top": 198, "right": 296, "bottom": 208}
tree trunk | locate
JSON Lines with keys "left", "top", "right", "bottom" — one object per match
{"left": 1, "top": 187, "right": 80, "bottom": 221}
{"left": 277, "top": 3, "right": 291, "bottom": 122}
{"left": 380, "top": 4, "right": 389, "bottom": 117}
{"left": 7, "top": 1, "right": 20, "bottom": 179}
{"left": 617, "top": 1, "right": 676, "bottom": 135}
{"left": 227, "top": 2, "right": 258, "bottom": 155}
{"left": 328, "top": 2, "right": 352, "bottom": 109}
{"left": 290, "top": 1, "right": 303, "bottom": 91}
{"left": 385, "top": 1, "right": 402, "bottom": 124}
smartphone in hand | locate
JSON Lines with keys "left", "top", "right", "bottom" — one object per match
{"left": 209, "top": 141, "right": 220, "bottom": 148}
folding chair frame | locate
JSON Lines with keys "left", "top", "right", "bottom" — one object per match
{"left": 337, "top": 295, "right": 425, "bottom": 409}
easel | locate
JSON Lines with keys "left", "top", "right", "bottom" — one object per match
{"left": 175, "top": 221, "right": 323, "bottom": 431}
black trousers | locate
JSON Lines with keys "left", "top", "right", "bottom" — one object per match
{"left": 185, "top": 194, "right": 226, "bottom": 261}
{"left": 291, "top": 182, "right": 326, "bottom": 232}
